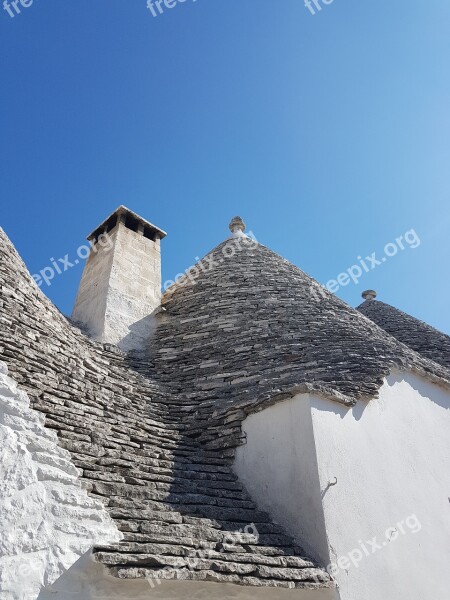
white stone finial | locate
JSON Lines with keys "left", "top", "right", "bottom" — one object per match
{"left": 362, "top": 290, "right": 377, "bottom": 301}
{"left": 229, "top": 216, "right": 246, "bottom": 234}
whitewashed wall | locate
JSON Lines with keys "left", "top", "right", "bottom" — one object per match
{"left": 234, "top": 371, "right": 450, "bottom": 600}
{"left": 0, "top": 361, "right": 121, "bottom": 600}
{"left": 233, "top": 394, "right": 330, "bottom": 566}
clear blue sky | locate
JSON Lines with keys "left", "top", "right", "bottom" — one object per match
{"left": 1, "top": 0, "right": 449, "bottom": 333}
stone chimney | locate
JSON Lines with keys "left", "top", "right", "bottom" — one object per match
{"left": 72, "top": 206, "right": 166, "bottom": 350}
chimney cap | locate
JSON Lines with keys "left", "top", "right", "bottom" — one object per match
{"left": 362, "top": 290, "right": 377, "bottom": 301}
{"left": 87, "top": 205, "right": 167, "bottom": 242}
{"left": 229, "top": 216, "right": 246, "bottom": 234}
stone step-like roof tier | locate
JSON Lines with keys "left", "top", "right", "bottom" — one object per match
{"left": 0, "top": 227, "right": 334, "bottom": 592}
{"left": 358, "top": 297, "right": 450, "bottom": 369}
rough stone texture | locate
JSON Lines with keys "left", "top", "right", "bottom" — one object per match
{"left": 0, "top": 360, "right": 121, "bottom": 600}
{"left": 4, "top": 220, "right": 450, "bottom": 597}
{"left": 0, "top": 227, "right": 333, "bottom": 593}
{"left": 72, "top": 217, "right": 162, "bottom": 351}
{"left": 358, "top": 299, "right": 450, "bottom": 369}
{"left": 38, "top": 552, "right": 339, "bottom": 600}
{"left": 71, "top": 227, "right": 116, "bottom": 341}
{"left": 146, "top": 235, "right": 450, "bottom": 448}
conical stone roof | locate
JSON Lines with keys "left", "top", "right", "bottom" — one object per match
{"left": 358, "top": 297, "right": 450, "bottom": 369}
{"left": 149, "top": 234, "right": 450, "bottom": 447}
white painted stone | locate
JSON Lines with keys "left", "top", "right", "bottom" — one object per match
{"left": 234, "top": 371, "right": 450, "bottom": 600}
{"left": 0, "top": 362, "right": 122, "bottom": 600}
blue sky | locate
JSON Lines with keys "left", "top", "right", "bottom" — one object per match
{"left": 1, "top": 0, "right": 449, "bottom": 332}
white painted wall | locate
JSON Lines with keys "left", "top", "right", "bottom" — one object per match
{"left": 0, "top": 362, "right": 121, "bottom": 600}
{"left": 234, "top": 396, "right": 330, "bottom": 566}
{"left": 234, "top": 371, "right": 450, "bottom": 600}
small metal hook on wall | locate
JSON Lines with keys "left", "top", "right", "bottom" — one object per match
{"left": 321, "top": 476, "right": 338, "bottom": 499}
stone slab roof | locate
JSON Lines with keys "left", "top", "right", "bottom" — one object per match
{"left": 147, "top": 235, "right": 450, "bottom": 448}
{"left": 0, "top": 227, "right": 333, "bottom": 592}
{"left": 87, "top": 205, "right": 167, "bottom": 242}
{"left": 358, "top": 298, "right": 450, "bottom": 369}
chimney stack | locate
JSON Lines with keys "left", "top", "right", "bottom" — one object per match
{"left": 72, "top": 206, "right": 166, "bottom": 350}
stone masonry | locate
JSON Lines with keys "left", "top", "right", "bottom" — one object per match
{"left": 0, "top": 226, "right": 334, "bottom": 592}
{"left": 2, "top": 214, "right": 450, "bottom": 596}
{"left": 358, "top": 295, "right": 450, "bottom": 369}
{"left": 145, "top": 235, "right": 450, "bottom": 449}
{"left": 72, "top": 206, "right": 166, "bottom": 351}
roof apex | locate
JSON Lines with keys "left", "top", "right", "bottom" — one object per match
{"left": 229, "top": 216, "right": 246, "bottom": 234}
{"left": 362, "top": 290, "right": 377, "bottom": 301}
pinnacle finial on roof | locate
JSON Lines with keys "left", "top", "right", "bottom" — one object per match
{"left": 229, "top": 216, "right": 246, "bottom": 234}
{"left": 362, "top": 290, "right": 377, "bottom": 301}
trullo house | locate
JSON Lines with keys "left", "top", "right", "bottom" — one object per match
{"left": 0, "top": 206, "right": 449, "bottom": 600}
